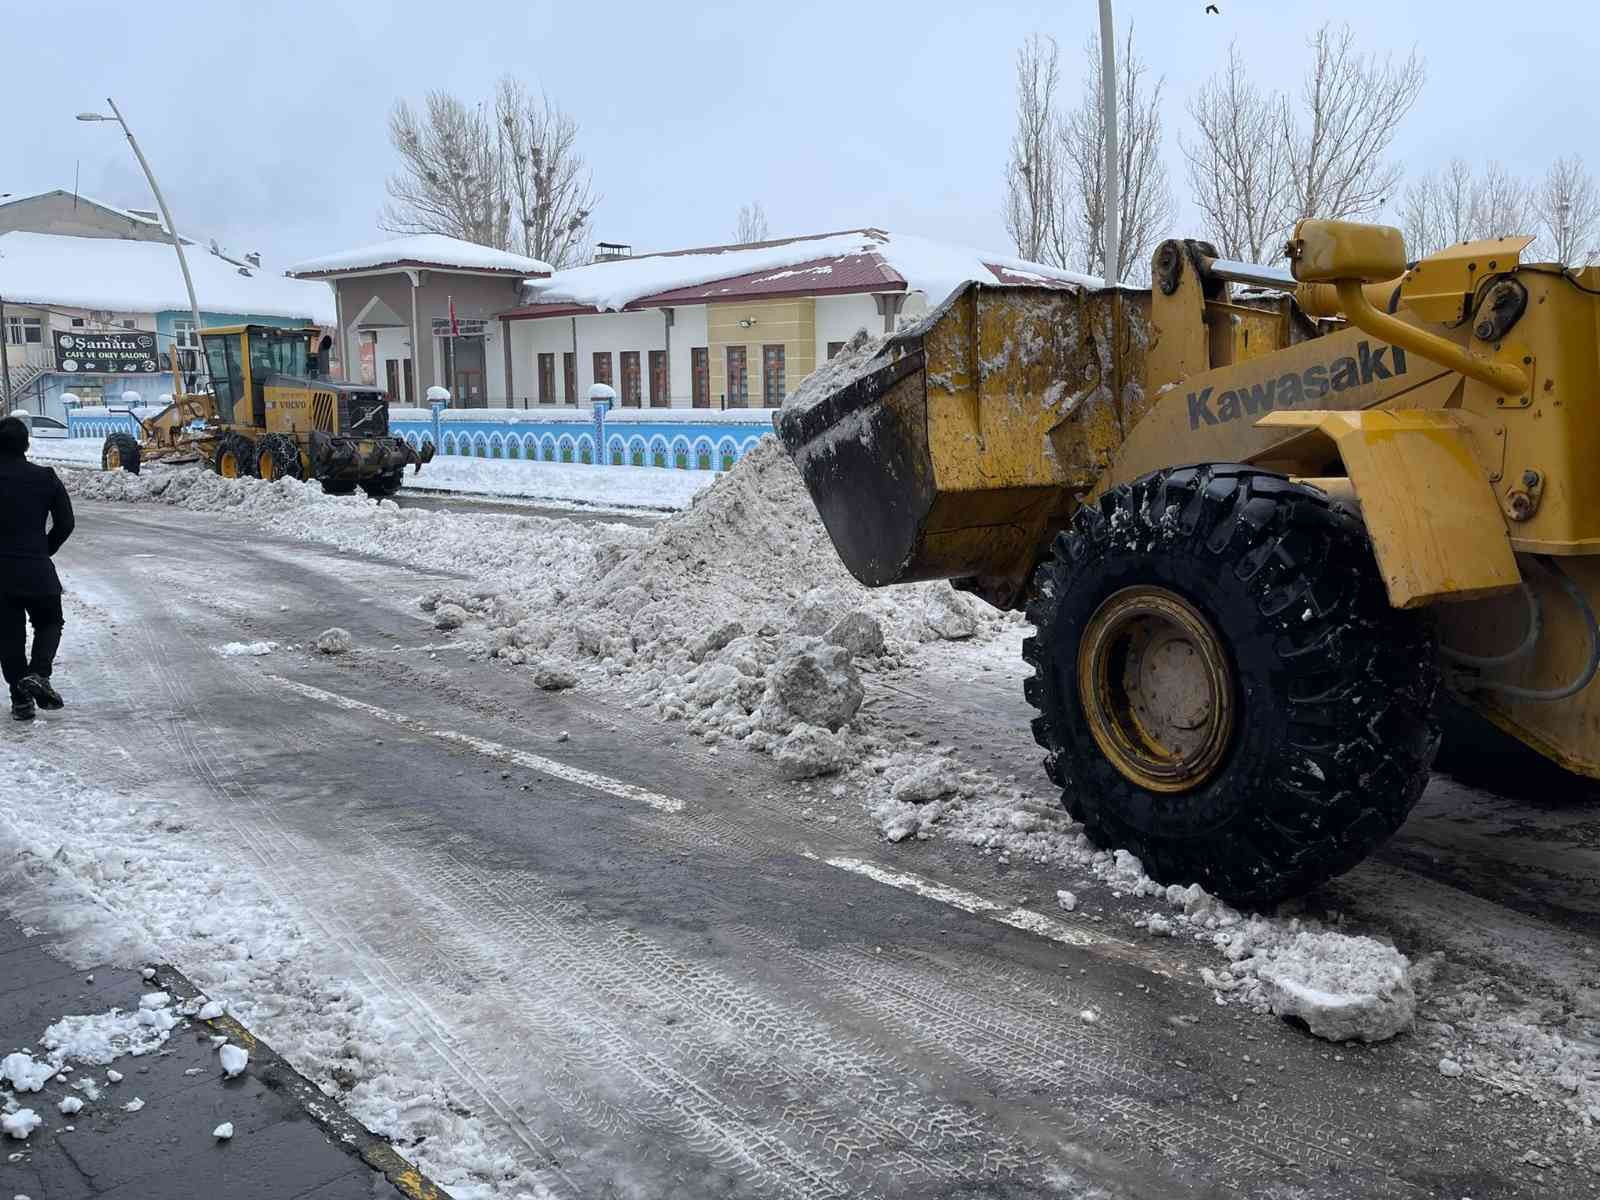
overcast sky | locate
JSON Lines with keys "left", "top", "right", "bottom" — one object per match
{"left": 8, "top": 0, "right": 1594, "bottom": 271}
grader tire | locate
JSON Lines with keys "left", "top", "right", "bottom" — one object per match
{"left": 319, "top": 478, "right": 358, "bottom": 496}
{"left": 213, "top": 432, "right": 256, "bottom": 480}
{"left": 1022, "top": 464, "right": 1440, "bottom": 907}
{"left": 255, "top": 433, "right": 305, "bottom": 482}
{"left": 101, "top": 433, "right": 141, "bottom": 474}
{"left": 360, "top": 471, "right": 404, "bottom": 499}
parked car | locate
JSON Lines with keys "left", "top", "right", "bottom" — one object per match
{"left": 11, "top": 410, "right": 68, "bottom": 439}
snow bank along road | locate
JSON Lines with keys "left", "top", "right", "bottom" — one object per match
{"left": 1, "top": 494, "right": 1596, "bottom": 1198}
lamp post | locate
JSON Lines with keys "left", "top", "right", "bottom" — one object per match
{"left": 1098, "top": 0, "right": 1121, "bottom": 285}
{"left": 77, "top": 99, "right": 205, "bottom": 340}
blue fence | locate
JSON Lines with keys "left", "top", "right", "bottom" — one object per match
{"left": 66, "top": 400, "right": 778, "bottom": 473}
{"left": 393, "top": 402, "right": 776, "bottom": 471}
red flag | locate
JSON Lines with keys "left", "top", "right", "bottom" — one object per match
{"left": 449, "top": 295, "right": 459, "bottom": 337}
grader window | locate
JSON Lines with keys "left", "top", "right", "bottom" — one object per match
{"left": 249, "top": 331, "right": 309, "bottom": 380}
{"left": 203, "top": 334, "right": 243, "bottom": 418}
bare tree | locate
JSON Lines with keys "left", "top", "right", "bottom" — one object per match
{"left": 1183, "top": 44, "right": 1291, "bottom": 262}
{"left": 1060, "top": 24, "right": 1173, "bottom": 281}
{"left": 1003, "top": 33, "right": 1071, "bottom": 268}
{"left": 1400, "top": 159, "right": 1532, "bottom": 258}
{"left": 1533, "top": 155, "right": 1600, "bottom": 265}
{"left": 734, "top": 202, "right": 769, "bottom": 244}
{"left": 1283, "top": 25, "right": 1424, "bottom": 223}
{"left": 383, "top": 76, "right": 598, "bottom": 267}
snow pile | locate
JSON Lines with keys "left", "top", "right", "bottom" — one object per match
{"left": 0, "top": 1053, "right": 52, "bottom": 1093}
{"left": 41, "top": 999, "right": 179, "bottom": 1064}
{"left": 63, "top": 468, "right": 648, "bottom": 602}
{"left": 288, "top": 234, "right": 550, "bottom": 279}
{"left": 218, "top": 641, "right": 276, "bottom": 658}
{"left": 476, "top": 438, "right": 1010, "bottom": 769}
{"left": 314, "top": 627, "right": 352, "bottom": 655}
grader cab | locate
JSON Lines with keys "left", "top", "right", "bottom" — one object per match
{"left": 100, "top": 323, "right": 431, "bottom": 497}
{"left": 780, "top": 219, "right": 1600, "bottom": 905}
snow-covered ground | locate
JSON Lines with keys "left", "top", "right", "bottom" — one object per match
{"left": 27, "top": 438, "right": 712, "bottom": 511}
{"left": 11, "top": 433, "right": 1600, "bottom": 1190}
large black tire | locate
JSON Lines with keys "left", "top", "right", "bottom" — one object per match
{"left": 360, "top": 471, "right": 404, "bottom": 499}
{"left": 212, "top": 432, "right": 256, "bottom": 479}
{"left": 319, "top": 478, "right": 358, "bottom": 496}
{"left": 1023, "top": 464, "right": 1441, "bottom": 907}
{"left": 254, "top": 433, "right": 305, "bottom": 482}
{"left": 102, "top": 432, "right": 141, "bottom": 474}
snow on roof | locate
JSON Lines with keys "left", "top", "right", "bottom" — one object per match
{"left": 287, "top": 234, "right": 552, "bottom": 278}
{"left": 0, "top": 231, "right": 335, "bottom": 323}
{"left": 518, "top": 230, "right": 1099, "bottom": 313}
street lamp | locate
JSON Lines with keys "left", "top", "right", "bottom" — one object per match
{"left": 77, "top": 99, "right": 206, "bottom": 342}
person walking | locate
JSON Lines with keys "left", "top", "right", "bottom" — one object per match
{"left": 0, "top": 415, "right": 74, "bottom": 721}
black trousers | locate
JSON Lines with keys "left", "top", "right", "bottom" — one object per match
{"left": 0, "top": 593, "right": 63, "bottom": 695}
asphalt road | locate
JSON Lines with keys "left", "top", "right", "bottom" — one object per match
{"left": 23, "top": 500, "right": 1595, "bottom": 1199}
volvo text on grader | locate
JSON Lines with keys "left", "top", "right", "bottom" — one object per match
{"left": 100, "top": 323, "right": 431, "bottom": 496}
{"left": 781, "top": 219, "right": 1600, "bottom": 905}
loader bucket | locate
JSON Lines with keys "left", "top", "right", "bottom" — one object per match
{"left": 776, "top": 282, "right": 1149, "bottom": 607}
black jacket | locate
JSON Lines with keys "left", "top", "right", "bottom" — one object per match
{"left": 0, "top": 455, "right": 75, "bottom": 596}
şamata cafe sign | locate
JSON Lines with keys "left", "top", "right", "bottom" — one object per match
{"left": 53, "top": 330, "right": 160, "bottom": 373}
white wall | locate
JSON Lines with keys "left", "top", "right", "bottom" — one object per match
{"left": 667, "top": 305, "right": 708, "bottom": 407}
{"left": 509, "top": 316, "right": 578, "bottom": 403}
{"left": 815, "top": 294, "right": 883, "bottom": 362}
{"left": 574, "top": 310, "right": 666, "bottom": 405}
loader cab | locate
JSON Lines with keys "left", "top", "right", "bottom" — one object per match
{"left": 200, "top": 325, "right": 318, "bottom": 429}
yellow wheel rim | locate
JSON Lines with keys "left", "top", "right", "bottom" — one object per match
{"left": 105, "top": 447, "right": 122, "bottom": 470}
{"left": 1076, "top": 585, "right": 1235, "bottom": 794}
{"left": 259, "top": 451, "right": 277, "bottom": 481}
{"left": 219, "top": 451, "right": 240, "bottom": 478}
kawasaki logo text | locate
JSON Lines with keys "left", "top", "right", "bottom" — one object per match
{"left": 1186, "top": 341, "right": 1408, "bottom": 431}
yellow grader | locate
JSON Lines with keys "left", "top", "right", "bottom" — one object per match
{"left": 100, "top": 323, "right": 431, "bottom": 497}
{"left": 780, "top": 219, "right": 1600, "bottom": 905}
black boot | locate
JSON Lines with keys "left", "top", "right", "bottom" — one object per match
{"left": 19, "top": 674, "right": 62, "bottom": 710}
{"left": 10, "top": 689, "right": 35, "bottom": 722}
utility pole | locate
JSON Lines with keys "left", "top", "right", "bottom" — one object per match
{"left": 78, "top": 99, "right": 206, "bottom": 340}
{"left": 1098, "top": 0, "right": 1121, "bottom": 285}
{"left": 0, "top": 293, "right": 12, "bottom": 416}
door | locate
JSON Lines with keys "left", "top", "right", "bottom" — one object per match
{"left": 385, "top": 359, "right": 399, "bottom": 403}
{"left": 452, "top": 336, "right": 486, "bottom": 407}
{"left": 402, "top": 358, "right": 414, "bottom": 405}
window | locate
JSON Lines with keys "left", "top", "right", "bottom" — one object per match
{"left": 592, "top": 351, "right": 613, "bottom": 390}
{"left": 762, "top": 345, "right": 786, "bottom": 405}
{"left": 691, "top": 347, "right": 709, "bottom": 408}
{"left": 203, "top": 333, "right": 243, "bottom": 418}
{"left": 173, "top": 319, "right": 201, "bottom": 375}
{"left": 563, "top": 352, "right": 576, "bottom": 402}
{"left": 70, "top": 318, "right": 85, "bottom": 328}
{"left": 4, "top": 316, "right": 42, "bottom": 345}
{"left": 648, "top": 350, "right": 667, "bottom": 407}
{"left": 725, "top": 346, "right": 748, "bottom": 408}
{"left": 827, "top": 341, "right": 846, "bottom": 360}
{"left": 538, "top": 353, "right": 556, "bottom": 404}
{"left": 122, "top": 320, "right": 136, "bottom": 330}
{"left": 619, "top": 350, "right": 642, "bottom": 407}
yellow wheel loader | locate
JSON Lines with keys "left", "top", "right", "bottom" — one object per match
{"left": 100, "top": 324, "right": 432, "bottom": 498}
{"left": 779, "top": 219, "right": 1600, "bottom": 906}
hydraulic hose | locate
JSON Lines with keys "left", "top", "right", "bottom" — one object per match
{"left": 1439, "top": 583, "right": 1542, "bottom": 670}
{"left": 1447, "top": 558, "right": 1600, "bottom": 703}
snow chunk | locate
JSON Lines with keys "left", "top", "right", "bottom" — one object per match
{"left": 531, "top": 660, "right": 577, "bottom": 691}
{"left": 923, "top": 588, "right": 977, "bottom": 640}
{"left": 433, "top": 604, "right": 468, "bottom": 631}
{"left": 218, "top": 1044, "right": 248, "bottom": 1078}
{"left": 1239, "top": 923, "right": 1415, "bottom": 1043}
{"left": 138, "top": 990, "right": 170, "bottom": 1010}
{"left": 889, "top": 757, "right": 961, "bottom": 804}
{"left": 1438, "top": 1058, "right": 1465, "bottom": 1078}
{"left": 217, "top": 641, "right": 276, "bottom": 658}
{"left": 1, "top": 1110, "right": 41, "bottom": 1140}
{"left": 57, "top": 1097, "right": 83, "bottom": 1115}
{"left": 0, "top": 1053, "right": 52, "bottom": 1093}
{"left": 1056, "top": 890, "right": 1078, "bottom": 913}
{"left": 793, "top": 585, "right": 853, "bottom": 636}
{"left": 121, "top": 1097, "right": 144, "bottom": 1113}
{"left": 826, "top": 611, "right": 885, "bottom": 659}
{"left": 105, "top": 1069, "right": 123, "bottom": 1083}
{"left": 761, "top": 640, "right": 863, "bottom": 733}
{"left": 314, "top": 627, "right": 352, "bottom": 655}
{"left": 213, "top": 1122, "right": 234, "bottom": 1140}
{"left": 197, "top": 1001, "right": 225, "bottom": 1021}
{"left": 773, "top": 723, "right": 853, "bottom": 780}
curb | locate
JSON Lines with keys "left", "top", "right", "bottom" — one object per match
{"left": 147, "top": 960, "right": 454, "bottom": 1200}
